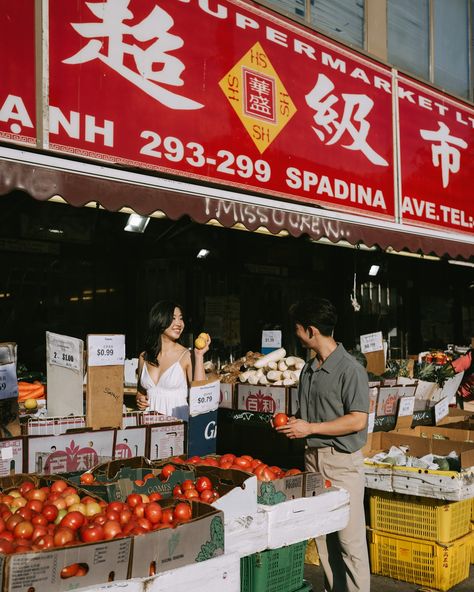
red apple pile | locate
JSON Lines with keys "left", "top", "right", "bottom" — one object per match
{"left": 0, "top": 479, "right": 193, "bottom": 555}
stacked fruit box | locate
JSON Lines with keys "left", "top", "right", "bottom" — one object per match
{"left": 367, "top": 490, "right": 473, "bottom": 590}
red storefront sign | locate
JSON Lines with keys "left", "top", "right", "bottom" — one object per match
{"left": 398, "top": 76, "right": 474, "bottom": 235}
{"left": 47, "top": 0, "right": 395, "bottom": 221}
{"left": 0, "top": 0, "right": 36, "bottom": 145}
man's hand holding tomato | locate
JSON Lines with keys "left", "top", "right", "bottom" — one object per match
{"left": 275, "top": 416, "right": 314, "bottom": 439}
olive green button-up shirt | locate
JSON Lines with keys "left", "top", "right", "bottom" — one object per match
{"left": 297, "top": 343, "right": 369, "bottom": 453}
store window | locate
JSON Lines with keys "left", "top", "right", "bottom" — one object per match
{"left": 387, "top": 0, "right": 430, "bottom": 80}
{"left": 433, "top": 0, "right": 470, "bottom": 98}
{"left": 265, "top": 0, "right": 306, "bottom": 19}
{"left": 310, "top": 0, "right": 365, "bottom": 48}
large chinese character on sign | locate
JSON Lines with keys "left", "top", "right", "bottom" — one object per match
{"left": 398, "top": 75, "right": 474, "bottom": 234}
{"left": 64, "top": 0, "right": 202, "bottom": 110}
{"left": 306, "top": 73, "right": 388, "bottom": 166}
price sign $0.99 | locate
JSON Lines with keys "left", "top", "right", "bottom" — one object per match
{"left": 87, "top": 335, "right": 125, "bottom": 367}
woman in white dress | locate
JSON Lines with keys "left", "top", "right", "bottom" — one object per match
{"left": 136, "top": 301, "right": 210, "bottom": 420}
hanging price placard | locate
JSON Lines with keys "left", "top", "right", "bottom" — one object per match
{"left": 47, "top": 332, "right": 82, "bottom": 372}
{"left": 189, "top": 380, "right": 220, "bottom": 417}
{"left": 87, "top": 335, "right": 125, "bottom": 367}
{"left": 0, "top": 362, "right": 18, "bottom": 400}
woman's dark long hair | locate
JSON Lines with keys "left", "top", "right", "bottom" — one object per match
{"left": 143, "top": 301, "right": 184, "bottom": 366}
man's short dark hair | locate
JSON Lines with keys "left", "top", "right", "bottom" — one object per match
{"left": 289, "top": 297, "right": 337, "bottom": 337}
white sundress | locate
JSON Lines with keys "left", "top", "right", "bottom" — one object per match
{"left": 140, "top": 351, "right": 189, "bottom": 421}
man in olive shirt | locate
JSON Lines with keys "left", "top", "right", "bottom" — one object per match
{"left": 277, "top": 297, "right": 370, "bottom": 592}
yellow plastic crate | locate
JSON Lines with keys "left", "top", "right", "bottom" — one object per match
{"left": 369, "top": 491, "right": 472, "bottom": 543}
{"left": 471, "top": 497, "right": 474, "bottom": 522}
{"left": 470, "top": 525, "right": 474, "bottom": 565}
{"left": 369, "top": 529, "right": 471, "bottom": 591}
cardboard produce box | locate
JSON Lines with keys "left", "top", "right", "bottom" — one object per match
{"left": 364, "top": 431, "right": 474, "bottom": 500}
{"left": 0, "top": 536, "right": 132, "bottom": 592}
{"left": 0, "top": 438, "right": 24, "bottom": 476}
{"left": 68, "top": 456, "right": 195, "bottom": 502}
{"left": 193, "top": 465, "right": 257, "bottom": 521}
{"left": 144, "top": 552, "right": 240, "bottom": 592}
{"left": 219, "top": 383, "right": 234, "bottom": 409}
{"left": 130, "top": 499, "right": 224, "bottom": 577}
{"left": 236, "top": 384, "right": 288, "bottom": 414}
{"left": 395, "top": 424, "right": 474, "bottom": 442}
{"left": 26, "top": 430, "right": 115, "bottom": 474}
{"left": 0, "top": 474, "right": 133, "bottom": 592}
{"left": 195, "top": 455, "right": 323, "bottom": 506}
{"left": 262, "top": 487, "right": 350, "bottom": 549}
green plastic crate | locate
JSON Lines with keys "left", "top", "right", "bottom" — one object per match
{"left": 241, "top": 541, "right": 307, "bottom": 592}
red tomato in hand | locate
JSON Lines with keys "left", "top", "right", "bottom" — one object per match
{"left": 273, "top": 413, "right": 289, "bottom": 427}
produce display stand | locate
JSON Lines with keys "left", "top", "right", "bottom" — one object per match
{"left": 364, "top": 396, "right": 474, "bottom": 590}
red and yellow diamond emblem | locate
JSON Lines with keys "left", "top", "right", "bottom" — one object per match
{"left": 219, "top": 42, "right": 297, "bottom": 154}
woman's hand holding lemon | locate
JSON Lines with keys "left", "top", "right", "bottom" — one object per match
{"left": 194, "top": 332, "right": 211, "bottom": 355}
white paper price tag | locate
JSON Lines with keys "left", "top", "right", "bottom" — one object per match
{"left": 189, "top": 380, "right": 220, "bottom": 416}
{"left": 0, "top": 362, "right": 18, "bottom": 400}
{"left": 88, "top": 335, "right": 125, "bottom": 367}
{"left": 262, "top": 331, "right": 282, "bottom": 349}
{"left": 398, "top": 396, "right": 415, "bottom": 417}
{"left": 47, "top": 332, "right": 81, "bottom": 372}
{"left": 360, "top": 331, "right": 383, "bottom": 354}
{"left": 367, "top": 412, "right": 375, "bottom": 434}
{"left": 434, "top": 398, "right": 450, "bottom": 424}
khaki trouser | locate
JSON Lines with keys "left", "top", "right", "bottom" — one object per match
{"left": 305, "top": 447, "right": 370, "bottom": 592}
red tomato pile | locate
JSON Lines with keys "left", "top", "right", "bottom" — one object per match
{"left": 183, "top": 454, "right": 302, "bottom": 482}
{"left": 0, "top": 479, "right": 193, "bottom": 555}
{"left": 172, "top": 476, "right": 220, "bottom": 503}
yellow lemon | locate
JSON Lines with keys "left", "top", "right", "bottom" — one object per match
{"left": 198, "top": 332, "right": 209, "bottom": 341}
{"left": 24, "top": 398, "right": 38, "bottom": 410}
{"left": 194, "top": 337, "right": 207, "bottom": 349}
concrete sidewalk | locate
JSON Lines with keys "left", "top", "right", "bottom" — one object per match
{"left": 304, "top": 564, "right": 474, "bottom": 591}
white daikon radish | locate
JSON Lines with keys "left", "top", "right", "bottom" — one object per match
{"left": 273, "top": 380, "right": 283, "bottom": 385}
{"left": 266, "top": 361, "right": 278, "bottom": 371}
{"left": 283, "top": 377, "right": 296, "bottom": 386}
{"left": 282, "top": 369, "right": 293, "bottom": 379}
{"left": 255, "top": 368, "right": 264, "bottom": 379}
{"left": 295, "top": 361, "right": 305, "bottom": 370}
{"left": 239, "top": 371, "right": 251, "bottom": 382}
{"left": 267, "top": 370, "right": 283, "bottom": 382}
{"left": 259, "top": 376, "right": 269, "bottom": 385}
{"left": 292, "top": 368, "right": 302, "bottom": 380}
{"left": 277, "top": 360, "right": 288, "bottom": 372}
{"left": 248, "top": 373, "right": 259, "bottom": 385}
{"left": 285, "top": 356, "right": 296, "bottom": 367}
{"left": 253, "top": 348, "right": 286, "bottom": 368}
